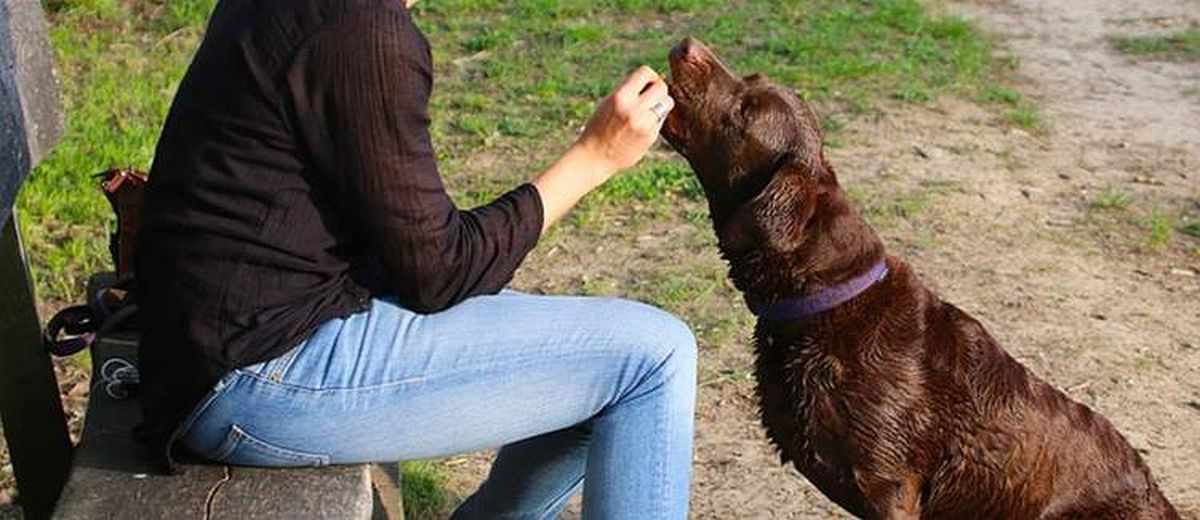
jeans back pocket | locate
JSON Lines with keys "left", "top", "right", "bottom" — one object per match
{"left": 213, "top": 424, "right": 332, "bottom": 468}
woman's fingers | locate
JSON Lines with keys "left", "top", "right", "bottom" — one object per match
{"left": 617, "top": 66, "right": 663, "bottom": 105}
{"left": 638, "top": 81, "right": 674, "bottom": 125}
{"left": 572, "top": 64, "right": 673, "bottom": 173}
{"left": 639, "top": 79, "right": 670, "bottom": 106}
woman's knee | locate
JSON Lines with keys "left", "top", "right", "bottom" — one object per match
{"left": 599, "top": 298, "right": 697, "bottom": 380}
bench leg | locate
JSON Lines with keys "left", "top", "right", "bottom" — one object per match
{"left": 0, "top": 213, "right": 72, "bottom": 520}
{"left": 370, "top": 463, "right": 405, "bottom": 520}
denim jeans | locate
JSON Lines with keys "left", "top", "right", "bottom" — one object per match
{"left": 180, "top": 290, "right": 698, "bottom": 519}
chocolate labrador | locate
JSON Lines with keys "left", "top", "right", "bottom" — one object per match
{"left": 661, "top": 37, "right": 1179, "bottom": 519}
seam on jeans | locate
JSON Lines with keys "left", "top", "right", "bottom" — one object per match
{"left": 255, "top": 341, "right": 305, "bottom": 381}
{"left": 537, "top": 475, "right": 584, "bottom": 520}
{"left": 216, "top": 424, "right": 332, "bottom": 467}
{"left": 271, "top": 338, "right": 309, "bottom": 381}
{"left": 236, "top": 369, "right": 427, "bottom": 393}
{"left": 176, "top": 371, "right": 243, "bottom": 448}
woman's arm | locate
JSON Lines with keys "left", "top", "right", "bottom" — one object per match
{"left": 293, "top": 6, "right": 672, "bottom": 312}
{"left": 295, "top": 7, "right": 544, "bottom": 313}
{"left": 533, "top": 67, "right": 674, "bottom": 233}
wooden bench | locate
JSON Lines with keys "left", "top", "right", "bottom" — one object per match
{"left": 0, "top": 1, "right": 403, "bottom": 518}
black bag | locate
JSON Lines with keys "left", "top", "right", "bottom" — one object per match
{"left": 43, "top": 169, "right": 146, "bottom": 365}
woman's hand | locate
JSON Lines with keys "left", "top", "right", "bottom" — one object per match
{"left": 575, "top": 66, "right": 676, "bottom": 175}
{"left": 531, "top": 66, "right": 674, "bottom": 233}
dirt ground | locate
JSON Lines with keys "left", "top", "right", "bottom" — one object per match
{"left": 437, "top": 0, "right": 1200, "bottom": 518}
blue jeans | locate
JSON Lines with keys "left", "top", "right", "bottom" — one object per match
{"left": 180, "top": 291, "right": 697, "bottom": 519}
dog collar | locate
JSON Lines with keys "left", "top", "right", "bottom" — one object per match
{"left": 747, "top": 261, "right": 889, "bottom": 322}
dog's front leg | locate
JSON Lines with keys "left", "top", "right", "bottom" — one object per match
{"left": 856, "top": 471, "right": 922, "bottom": 519}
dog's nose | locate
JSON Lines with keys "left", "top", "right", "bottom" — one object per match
{"left": 671, "top": 37, "right": 711, "bottom": 65}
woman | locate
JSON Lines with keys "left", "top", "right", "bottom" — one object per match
{"left": 134, "top": 0, "right": 696, "bottom": 518}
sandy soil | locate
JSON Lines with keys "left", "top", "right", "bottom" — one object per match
{"left": 440, "top": 0, "right": 1200, "bottom": 518}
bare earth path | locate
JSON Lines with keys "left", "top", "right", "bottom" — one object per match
{"left": 443, "top": 1, "right": 1200, "bottom": 518}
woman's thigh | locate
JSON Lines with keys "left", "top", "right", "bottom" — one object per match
{"left": 182, "top": 290, "right": 696, "bottom": 466}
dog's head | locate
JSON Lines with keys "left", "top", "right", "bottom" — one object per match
{"left": 662, "top": 38, "right": 880, "bottom": 288}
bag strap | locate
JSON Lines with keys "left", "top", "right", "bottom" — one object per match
{"left": 44, "top": 274, "right": 139, "bottom": 357}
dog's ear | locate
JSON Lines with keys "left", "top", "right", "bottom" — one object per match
{"left": 716, "top": 158, "right": 818, "bottom": 254}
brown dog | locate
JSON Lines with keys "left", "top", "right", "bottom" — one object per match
{"left": 661, "top": 37, "right": 1179, "bottom": 520}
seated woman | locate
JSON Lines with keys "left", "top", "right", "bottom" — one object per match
{"left": 134, "top": 0, "right": 696, "bottom": 518}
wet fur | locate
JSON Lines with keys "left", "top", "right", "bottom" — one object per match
{"left": 662, "top": 38, "right": 1179, "bottom": 520}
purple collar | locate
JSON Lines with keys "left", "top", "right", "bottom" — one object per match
{"left": 747, "top": 261, "right": 889, "bottom": 322}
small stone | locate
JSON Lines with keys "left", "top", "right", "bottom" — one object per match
{"left": 452, "top": 50, "right": 491, "bottom": 67}
{"left": 1091, "top": 313, "right": 1108, "bottom": 321}
{"left": 1058, "top": 172, "right": 1072, "bottom": 180}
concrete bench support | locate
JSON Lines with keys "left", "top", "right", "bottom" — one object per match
{"left": 52, "top": 335, "right": 377, "bottom": 519}
{"left": 1, "top": 1, "right": 71, "bottom": 517}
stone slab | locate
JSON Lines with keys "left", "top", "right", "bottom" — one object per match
{"left": 54, "top": 334, "right": 374, "bottom": 520}
{"left": 0, "top": 213, "right": 72, "bottom": 519}
{"left": 0, "top": 0, "right": 63, "bottom": 226}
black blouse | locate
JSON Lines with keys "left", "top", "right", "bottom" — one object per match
{"left": 135, "top": 0, "right": 543, "bottom": 464}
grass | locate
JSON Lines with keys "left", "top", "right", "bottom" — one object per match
{"left": 980, "top": 85, "right": 1043, "bottom": 130}
{"left": 16, "top": 0, "right": 1012, "bottom": 306}
{"left": 1004, "top": 104, "right": 1043, "bottom": 131}
{"left": 1182, "top": 221, "right": 1200, "bottom": 239}
{"left": 848, "top": 185, "right": 932, "bottom": 228}
{"left": 11, "top": 0, "right": 1013, "bottom": 514}
{"left": 400, "top": 461, "right": 451, "bottom": 518}
{"left": 1090, "top": 188, "right": 1134, "bottom": 211}
{"left": 1143, "top": 211, "right": 1174, "bottom": 250}
{"left": 1111, "top": 30, "right": 1200, "bottom": 60}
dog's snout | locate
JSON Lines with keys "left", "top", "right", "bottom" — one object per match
{"left": 671, "top": 37, "right": 710, "bottom": 66}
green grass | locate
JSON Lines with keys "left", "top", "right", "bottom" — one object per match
{"left": 400, "top": 461, "right": 451, "bottom": 518}
{"left": 982, "top": 85, "right": 1022, "bottom": 105}
{"left": 982, "top": 83, "right": 1043, "bottom": 130}
{"left": 1090, "top": 188, "right": 1133, "bottom": 211}
{"left": 1143, "top": 211, "right": 1174, "bottom": 250}
{"left": 1182, "top": 221, "right": 1200, "bottom": 239}
{"left": 1005, "top": 104, "right": 1043, "bottom": 131}
{"left": 16, "top": 0, "right": 1007, "bottom": 306}
{"left": 593, "top": 161, "right": 704, "bottom": 203}
{"left": 1111, "top": 30, "right": 1200, "bottom": 60}
{"left": 848, "top": 186, "right": 931, "bottom": 227}
{"left": 18, "top": 0, "right": 217, "bottom": 301}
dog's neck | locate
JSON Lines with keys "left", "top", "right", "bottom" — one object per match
{"left": 713, "top": 178, "right": 887, "bottom": 315}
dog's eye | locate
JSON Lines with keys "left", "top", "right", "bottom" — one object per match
{"left": 740, "top": 96, "right": 759, "bottom": 117}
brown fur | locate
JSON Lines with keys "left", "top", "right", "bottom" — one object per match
{"left": 661, "top": 37, "right": 1179, "bottom": 520}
